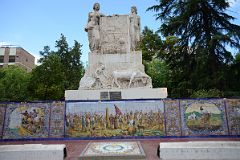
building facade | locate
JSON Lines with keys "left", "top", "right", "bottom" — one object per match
{"left": 0, "top": 46, "right": 35, "bottom": 72}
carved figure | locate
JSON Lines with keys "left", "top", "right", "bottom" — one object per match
{"left": 129, "top": 6, "right": 140, "bottom": 51}
{"left": 94, "top": 63, "right": 110, "bottom": 88}
{"left": 79, "top": 76, "right": 96, "bottom": 89}
{"left": 85, "top": 3, "right": 104, "bottom": 52}
{"left": 112, "top": 69, "right": 152, "bottom": 88}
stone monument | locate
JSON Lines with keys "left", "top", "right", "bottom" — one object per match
{"left": 65, "top": 3, "right": 167, "bottom": 100}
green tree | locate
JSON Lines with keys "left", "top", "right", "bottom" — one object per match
{"left": 225, "top": 53, "right": 240, "bottom": 97}
{"left": 29, "top": 34, "right": 84, "bottom": 100}
{"left": 145, "top": 59, "right": 170, "bottom": 88}
{"left": 140, "top": 26, "right": 171, "bottom": 89}
{"left": 55, "top": 34, "right": 84, "bottom": 90}
{"left": 0, "top": 66, "right": 31, "bottom": 101}
{"left": 148, "top": 0, "right": 240, "bottom": 97}
{"left": 140, "top": 26, "right": 163, "bottom": 62}
{"left": 29, "top": 54, "right": 65, "bottom": 100}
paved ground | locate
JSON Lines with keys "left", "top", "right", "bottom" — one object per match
{"left": 1, "top": 138, "right": 240, "bottom": 160}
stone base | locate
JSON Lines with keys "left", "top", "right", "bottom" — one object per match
{"left": 159, "top": 141, "right": 240, "bottom": 160}
{"left": 79, "top": 141, "right": 145, "bottom": 160}
{"left": 65, "top": 88, "right": 167, "bottom": 100}
{"left": 0, "top": 144, "right": 66, "bottom": 160}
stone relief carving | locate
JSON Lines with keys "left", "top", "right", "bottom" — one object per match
{"left": 85, "top": 4, "right": 141, "bottom": 54}
{"left": 129, "top": 6, "right": 141, "bottom": 51}
{"left": 79, "top": 63, "right": 111, "bottom": 89}
{"left": 93, "top": 63, "right": 111, "bottom": 88}
{"left": 79, "top": 4, "right": 153, "bottom": 90}
{"left": 100, "top": 15, "right": 130, "bottom": 54}
{"left": 79, "top": 64, "right": 152, "bottom": 89}
{"left": 85, "top": 3, "right": 104, "bottom": 53}
{"left": 79, "top": 75, "right": 96, "bottom": 89}
{"left": 112, "top": 69, "right": 152, "bottom": 89}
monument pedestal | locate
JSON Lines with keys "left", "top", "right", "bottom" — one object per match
{"left": 65, "top": 88, "right": 167, "bottom": 100}
{"left": 69, "top": 8, "right": 168, "bottom": 101}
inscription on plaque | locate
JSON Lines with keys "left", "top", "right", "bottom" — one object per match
{"left": 109, "top": 92, "right": 122, "bottom": 100}
{"left": 100, "top": 92, "right": 110, "bottom": 100}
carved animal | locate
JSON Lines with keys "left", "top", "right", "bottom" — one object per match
{"left": 112, "top": 69, "right": 152, "bottom": 88}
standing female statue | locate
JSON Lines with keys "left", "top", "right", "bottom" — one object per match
{"left": 129, "top": 6, "right": 140, "bottom": 51}
{"left": 85, "top": 3, "right": 104, "bottom": 52}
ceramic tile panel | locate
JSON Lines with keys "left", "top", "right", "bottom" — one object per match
{"left": 0, "top": 104, "right": 6, "bottom": 139}
{"left": 49, "top": 101, "right": 65, "bottom": 138}
{"left": 225, "top": 99, "right": 240, "bottom": 135}
{"left": 3, "top": 102, "right": 50, "bottom": 139}
{"left": 180, "top": 99, "right": 228, "bottom": 136}
{"left": 65, "top": 100, "right": 165, "bottom": 138}
{"left": 164, "top": 100, "right": 181, "bottom": 136}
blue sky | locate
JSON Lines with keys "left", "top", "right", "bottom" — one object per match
{"left": 1, "top": 0, "right": 240, "bottom": 65}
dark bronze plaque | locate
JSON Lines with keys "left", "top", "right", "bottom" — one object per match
{"left": 100, "top": 92, "right": 109, "bottom": 100}
{"left": 109, "top": 92, "right": 122, "bottom": 100}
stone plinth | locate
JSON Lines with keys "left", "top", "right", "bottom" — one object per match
{"left": 0, "top": 144, "right": 66, "bottom": 160}
{"left": 159, "top": 141, "right": 240, "bottom": 160}
{"left": 65, "top": 88, "right": 167, "bottom": 100}
{"left": 87, "top": 51, "right": 144, "bottom": 75}
{"left": 79, "top": 141, "right": 145, "bottom": 160}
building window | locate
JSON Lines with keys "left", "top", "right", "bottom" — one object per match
{"left": 9, "top": 56, "right": 15, "bottom": 62}
{"left": 0, "top": 56, "right": 4, "bottom": 63}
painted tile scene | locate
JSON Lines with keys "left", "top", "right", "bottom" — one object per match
{"left": 181, "top": 100, "right": 228, "bottom": 136}
{"left": 65, "top": 100, "right": 165, "bottom": 138}
{"left": 3, "top": 103, "right": 50, "bottom": 139}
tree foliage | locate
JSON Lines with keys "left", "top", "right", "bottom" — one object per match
{"left": 140, "top": 26, "right": 163, "bottom": 62}
{"left": 139, "top": 26, "right": 171, "bottom": 88}
{"left": 0, "top": 66, "right": 31, "bottom": 101}
{"left": 145, "top": 59, "right": 170, "bottom": 88}
{"left": 148, "top": 0, "right": 240, "bottom": 97}
{"left": 29, "top": 54, "right": 65, "bottom": 100}
{"left": 29, "top": 34, "right": 84, "bottom": 100}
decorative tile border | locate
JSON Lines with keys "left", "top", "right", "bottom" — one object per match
{"left": 49, "top": 101, "right": 65, "bottom": 138}
{"left": 164, "top": 100, "right": 181, "bottom": 136}
{"left": 225, "top": 99, "right": 240, "bottom": 135}
{"left": 0, "top": 104, "right": 6, "bottom": 139}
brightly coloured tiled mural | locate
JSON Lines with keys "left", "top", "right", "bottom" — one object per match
{"left": 180, "top": 99, "right": 228, "bottom": 136}
{"left": 0, "top": 99, "right": 239, "bottom": 140}
{"left": 65, "top": 100, "right": 165, "bottom": 138}
{"left": 3, "top": 103, "right": 50, "bottom": 139}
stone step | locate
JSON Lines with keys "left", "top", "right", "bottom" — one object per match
{"left": 159, "top": 141, "right": 240, "bottom": 160}
{"left": 0, "top": 144, "right": 66, "bottom": 160}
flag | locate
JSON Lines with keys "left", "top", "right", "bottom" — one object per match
{"left": 114, "top": 104, "right": 122, "bottom": 115}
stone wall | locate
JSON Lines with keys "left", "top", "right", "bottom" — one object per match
{"left": 0, "top": 99, "right": 239, "bottom": 140}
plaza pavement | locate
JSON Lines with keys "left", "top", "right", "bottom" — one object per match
{"left": 0, "top": 138, "right": 240, "bottom": 160}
